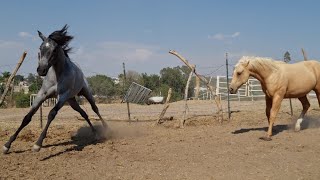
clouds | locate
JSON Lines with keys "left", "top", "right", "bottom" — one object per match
{"left": 18, "top": 32, "right": 33, "bottom": 38}
{"left": 208, "top": 32, "right": 240, "bottom": 41}
{"left": 0, "top": 40, "right": 24, "bottom": 49}
{"left": 70, "top": 41, "right": 171, "bottom": 76}
{"left": 74, "top": 41, "right": 159, "bottom": 63}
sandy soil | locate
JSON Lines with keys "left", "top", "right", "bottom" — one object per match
{"left": 1, "top": 99, "right": 320, "bottom": 180}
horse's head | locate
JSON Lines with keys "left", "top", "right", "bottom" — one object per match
{"left": 37, "top": 31, "right": 62, "bottom": 76}
{"left": 37, "top": 25, "right": 73, "bottom": 76}
{"left": 229, "top": 58, "right": 250, "bottom": 94}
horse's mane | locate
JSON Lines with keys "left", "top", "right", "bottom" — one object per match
{"left": 48, "top": 24, "right": 73, "bottom": 57}
{"left": 238, "top": 56, "right": 284, "bottom": 71}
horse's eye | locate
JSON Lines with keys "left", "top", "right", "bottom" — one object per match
{"left": 237, "top": 72, "right": 242, "bottom": 76}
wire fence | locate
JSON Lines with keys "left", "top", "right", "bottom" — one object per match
{"left": 6, "top": 57, "right": 320, "bottom": 124}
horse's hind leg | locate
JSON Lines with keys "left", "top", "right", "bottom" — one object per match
{"left": 80, "top": 87, "right": 107, "bottom": 128}
{"left": 68, "top": 97, "right": 96, "bottom": 133}
{"left": 265, "top": 96, "right": 272, "bottom": 125}
{"left": 295, "top": 95, "right": 310, "bottom": 131}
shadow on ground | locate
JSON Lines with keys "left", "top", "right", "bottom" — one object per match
{"left": 40, "top": 124, "right": 108, "bottom": 161}
{"left": 232, "top": 116, "right": 320, "bottom": 136}
{"left": 231, "top": 124, "right": 289, "bottom": 136}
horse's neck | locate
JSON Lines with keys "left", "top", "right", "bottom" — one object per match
{"left": 248, "top": 62, "right": 275, "bottom": 83}
{"left": 52, "top": 55, "right": 69, "bottom": 79}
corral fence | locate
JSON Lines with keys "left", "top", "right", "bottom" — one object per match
{"left": 216, "top": 76, "right": 265, "bottom": 101}
{"left": 215, "top": 75, "right": 317, "bottom": 101}
{"left": 30, "top": 94, "right": 57, "bottom": 107}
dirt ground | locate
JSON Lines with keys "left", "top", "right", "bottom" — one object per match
{"left": 1, "top": 99, "right": 320, "bottom": 180}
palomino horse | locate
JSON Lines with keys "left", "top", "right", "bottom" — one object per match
{"left": 229, "top": 56, "right": 320, "bottom": 141}
{"left": 3, "top": 25, "right": 107, "bottom": 154}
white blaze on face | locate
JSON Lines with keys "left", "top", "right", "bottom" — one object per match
{"left": 45, "top": 42, "right": 50, "bottom": 47}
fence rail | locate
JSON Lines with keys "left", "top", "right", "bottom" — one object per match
{"left": 216, "top": 76, "right": 264, "bottom": 101}
{"left": 30, "top": 94, "right": 57, "bottom": 107}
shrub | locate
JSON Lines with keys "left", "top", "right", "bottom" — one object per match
{"left": 15, "top": 93, "right": 30, "bottom": 108}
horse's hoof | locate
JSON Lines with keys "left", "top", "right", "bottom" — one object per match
{"left": 32, "top": 144, "right": 41, "bottom": 152}
{"left": 259, "top": 136, "right": 272, "bottom": 141}
{"left": 295, "top": 126, "right": 301, "bottom": 132}
{"left": 2, "top": 146, "right": 9, "bottom": 154}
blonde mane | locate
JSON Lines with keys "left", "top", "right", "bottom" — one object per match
{"left": 237, "top": 56, "right": 284, "bottom": 71}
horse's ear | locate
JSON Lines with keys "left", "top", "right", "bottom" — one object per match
{"left": 38, "top": 31, "right": 46, "bottom": 41}
{"left": 244, "top": 59, "right": 250, "bottom": 67}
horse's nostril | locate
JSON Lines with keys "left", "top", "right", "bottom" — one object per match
{"left": 230, "top": 87, "right": 233, "bottom": 92}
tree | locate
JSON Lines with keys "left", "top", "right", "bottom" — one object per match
{"left": 284, "top": 51, "right": 291, "bottom": 63}
{"left": 26, "top": 73, "right": 36, "bottom": 84}
{"left": 14, "top": 75, "right": 24, "bottom": 85}
{"left": 141, "top": 73, "right": 160, "bottom": 90}
{"left": 126, "top": 70, "right": 143, "bottom": 85}
{"left": 0, "top": 71, "right": 11, "bottom": 84}
{"left": 87, "top": 75, "right": 116, "bottom": 97}
{"left": 160, "top": 66, "right": 192, "bottom": 101}
{"left": 2, "top": 71, "right": 11, "bottom": 79}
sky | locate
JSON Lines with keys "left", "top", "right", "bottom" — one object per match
{"left": 1, "top": 0, "right": 320, "bottom": 78}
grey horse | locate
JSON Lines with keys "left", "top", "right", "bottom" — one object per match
{"left": 3, "top": 25, "right": 107, "bottom": 154}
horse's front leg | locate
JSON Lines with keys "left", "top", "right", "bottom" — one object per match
{"left": 3, "top": 88, "right": 53, "bottom": 154}
{"left": 32, "top": 91, "right": 69, "bottom": 152}
{"left": 261, "top": 94, "right": 283, "bottom": 141}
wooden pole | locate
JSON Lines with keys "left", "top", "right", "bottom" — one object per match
{"left": 301, "top": 48, "right": 310, "bottom": 106}
{"left": 301, "top": 48, "right": 308, "bottom": 61}
{"left": 181, "top": 68, "right": 194, "bottom": 128}
{"left": 0, "top": 51, "right": 27, "bottom": 106}
{"left": 39, "top": 105, "right": 43, "bottom": 129}
{"left": 194, "top": 76, "right": 200, "bottom": 99}
{"left": 156, "top": 88, "right": 172, "bottom": 125}
{"left": 169, "top": 50, "right": 223, "bottom": 122}
{"left": 226, "top": 53, "right": 231, "bottom": 119}
{"left": 123, "top": 62, "right": 131, "bottom": 122}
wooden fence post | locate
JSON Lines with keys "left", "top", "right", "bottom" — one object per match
{"left": 156, "top": 88, "right": 172, "bottom": 125}
{"left": 181, "top": 67, "right": 194, "bottom": 128}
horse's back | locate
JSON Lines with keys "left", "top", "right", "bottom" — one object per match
{"left": 68, "top": 60, "right": 88, "bottom": 92}
{"left": 278, "top": 60, "right": 320, "bottom": 97}
{"left": 304, "top": 60, "right": 320, "bottom": 76}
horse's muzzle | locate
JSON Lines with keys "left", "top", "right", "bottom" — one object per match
{"left": 37, "top": 67, "right": 48, "bottom": 76}
{"left": 229, "top": 87, "right": 237, "bottom": 94}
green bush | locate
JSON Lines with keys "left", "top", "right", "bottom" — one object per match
{"left": 15, "top": 93, "right": 30, "bottom": 108}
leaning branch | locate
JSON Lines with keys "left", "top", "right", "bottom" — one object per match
{"left": 0, "top": 51, "right": 27, "bottom": 106}
{"left": 169, "top": 50, "right": 223, "bottom": 122}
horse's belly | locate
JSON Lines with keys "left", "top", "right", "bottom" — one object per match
{"left": 285, "top": 83, "right": 314, "bottom": 98}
